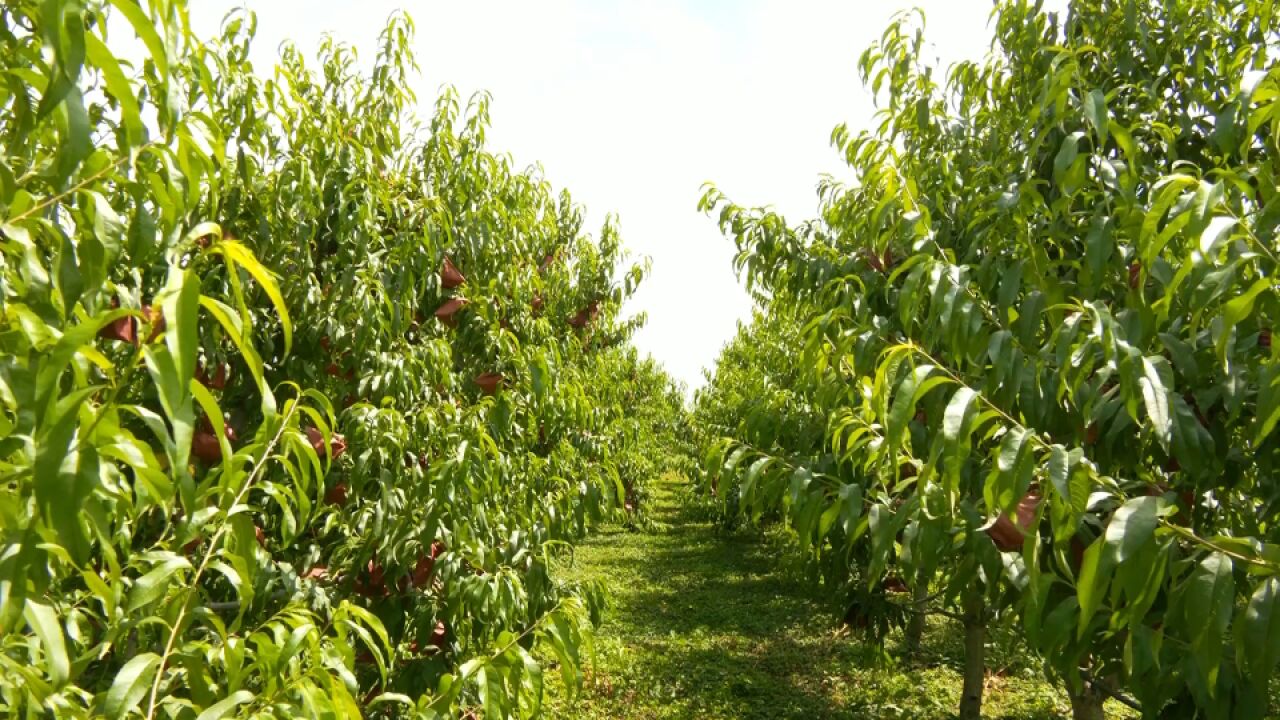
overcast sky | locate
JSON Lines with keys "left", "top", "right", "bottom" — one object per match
{"left": 176, "top": 1, "right": 1063, "bottom": 391}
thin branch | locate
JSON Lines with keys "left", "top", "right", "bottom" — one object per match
{"left": 483, "top": 599, "right": 568, "bottom": 666}
{"left": 1085, "top": 672, "right": 1143, "bottom": 712}
{"left": 145, "top": 402, "right": 300, "bottom": 720}
{"left": 5, "top": 152, "right": 134, "bottom": 225}
{"left": 1160, "top": 520, "right": 1280, "bottom": 573}
{"left": 1099, "top": 683, "right": 1142, "bottom": 712}
{"left": 900, "top": 586, "right": 948, "bottom": 607}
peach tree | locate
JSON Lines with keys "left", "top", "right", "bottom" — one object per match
{"left": 698, "top": 1, "right": 1280, "bottom": 718}
{"left": 0, "top": 2, "right": 684, "bottom": 717}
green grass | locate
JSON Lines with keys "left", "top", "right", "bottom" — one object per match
{"left": 543, "top": 473, "right": 1137, "bottom": 719}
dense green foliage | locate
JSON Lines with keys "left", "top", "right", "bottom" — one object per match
{"left": 0, "top": 2, "right": 685, "bottom": 717}
{"left": 697, "top": 1, "right": 1280, "bottom": 718}
{"left": 11, "top": 0, "right": 1280, "bottom": 717}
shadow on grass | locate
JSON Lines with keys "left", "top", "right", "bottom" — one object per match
{"left": 548, "top": 476, "right": 1085, "bottom": 720}
{"left": 566, "top": 480, "right": 859, "bottom": 719}
{"left": 550, "top": 476, "right": 870, "bottom": 717}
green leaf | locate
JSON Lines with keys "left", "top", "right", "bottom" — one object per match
{"left": 55, "top": 230, "right": 84, "bottom": 313}
{"left": 723, "top": 445, "right": 749, "bottom": 475}
{"left": 84, "top": 31, "right": 144, "bottom": 144}
{"left": 1140, "top": 356, "right": 1172, "bottom": 446}
{"left": 339, "top": 602, "right": 392, "bottom": 666}
{"left": 163, "top": 269, "right": 201, "bottom": 395}
{"left": 143, "top": 268, "right": 201, "bottom": 486}
{"left": 34, "top": 385, "right": 100, "bottom": 564}
{"left": 215, "top": 239, "right": 292, "bottom": 357}
{"left": 1053, "top": 132, "right": 1083, "bottom": 189}
{"left": 819, "top": 486, "right": 849, "bottom": 538}
{"left": 531, "top": 352, "right": 551, "bottom": 397}
{"left": 107, "top": 0, "right": 169, "bottom": 78}
{"left": 190, "top": 381, "right": 232, "bottom": 477}
{"left": 194, "top": 690, "right": 254, "bottom": 720}
{"left": 941, "top": 387, "right": 977, "bottom": 442}
{"left": 987, "top": 426, "right": 1033, "bottom": 514}
{"left": 127, "top": 199, "right": 159, "bottom": 262}
{"left": 81, "top": 568, "right": 117, "bottom": 616}
{"left": 519, "top": 645, "right": 544, "bottom": 717}
{"left": 941, "top": 386, "right": 980, "bottom": 498}
{"left": 1105, "top": 496, "right": 1160, "bottom": 564}
{"left": 56, "top": 86, "right": 91, "bottom": 181}
{"left": 898, "top": 262, "right": 928, "bottom": 330}
{"left": 23, "top": 600, "right": 69, "bottom": 687}
{"left": 88, "top": 190, "right": 125, "bottom": 269}
{"left": 787, "top": 465, "right": 813, "bottom": 507}
{"left": 1199, "top": 216, "right": 1236, "bottom": 256}
{"left": 1084, "top": 89, "right": 1109, "bottom": 145}
{"left": 34, "top": 4, "right": 81, "bottom": 119}
{"left": 1076, "top": 539, "right": 1111, "bottom": 639}
{"left": 1216, "top": 277, "right": 1270, "bottom": 364}
{"left": 1083, "top": 213, "right": 1113, "bottom": 292}
{"left": 1140, "top": 175, "right": 1197, "bottom": 265}
{"left": 126, "top": 555, "right": 191, "bottom": 613}
{"left": 837, "top": 483, "right": 863, "bottom": 538}
{"left": 104, "top": 653, "right": 161, "bottom": 719}
{"left": 1182, "top": 552, "right": 1234, "bottom": 688}
{"left": 1242, "top": 578, "right": 1280, "bottom": 680}
{"left": 887, "top": 364, "right": 931, "bottom": 446}
{"left": 1112, "top": 122, "right": 1138, "bottom": 164}
{"left": 1047, "top": 444, "right": 1069, "bottom": 501}
{"left": 199, "top": 295, "right": 274, "bottom": 414}
{"left": 887, "top": 364, "right": 948, "bottom": 451}
{"left": 1183, "top": 552, "right": 1234, "bottom": 637}
{"left": 742, "top": 456, "right": 774, "bottom": 510}
{"left": 1255, "top": 361, "right": 1280, "bottom": 446}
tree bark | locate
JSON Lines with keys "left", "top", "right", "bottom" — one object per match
{"left": 1067, "top": 673, "right": 1108, "bottom": 720}
{"left": 958, "top": 587, "right": 986, "bottom": 720}
{"left": 1068, "top": 683, "right": 1106, "bottom": 720}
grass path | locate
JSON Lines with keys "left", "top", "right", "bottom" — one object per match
{"left": 544, "top": 474, "right": 1127, "bottom": 719}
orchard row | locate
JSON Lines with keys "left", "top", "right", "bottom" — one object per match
{"left": 0, "top": 3, "right": 686, "bottom": 718}
{"left": 695, "top": 2, "right": 1280, "bottom": 719}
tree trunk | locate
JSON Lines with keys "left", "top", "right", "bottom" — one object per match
{"left": 1068, "top": 677, "right": 1107, "bottom": 720}
{"left": 958, "top": 587, "right": 986, "bottom": 720}
{"left": 904, "top": 568, "right": 929, "bottom": 658}
{"left": 1068, "top": 687, "right": 1106, "bottom": 720}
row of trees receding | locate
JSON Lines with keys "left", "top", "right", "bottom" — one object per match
{"left": 0, "top": 2, "right": 686, "bottom": 717}
{"left": 695, "top": 1, "right": 1280, "bottom": 718}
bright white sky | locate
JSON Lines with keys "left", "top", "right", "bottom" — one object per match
{"left": 177, "top": 1, "right": 1064, "bottom": 391}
